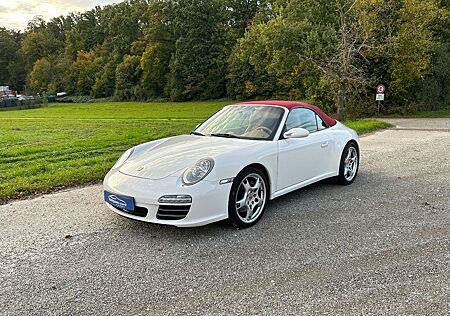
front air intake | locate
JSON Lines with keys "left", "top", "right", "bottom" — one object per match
{"left": 156, "top": 204, "right": 191, "bottom": 220}
{"left": 112, "top": 205, "right": 148, "bottom": 217}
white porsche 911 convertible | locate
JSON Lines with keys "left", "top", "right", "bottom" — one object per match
{"left": 103, "top": 101, "right": 360, "bottom": 228}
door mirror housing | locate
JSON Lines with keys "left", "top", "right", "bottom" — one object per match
{"left": 284, "top": 127, "right": 310, "bottom": 139}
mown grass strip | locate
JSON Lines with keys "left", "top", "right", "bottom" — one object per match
{"left": 343, "top": 119, "right": 392, "bottom": 135}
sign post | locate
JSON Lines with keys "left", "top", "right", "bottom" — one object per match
{"left": 376, "top": 84, "right": 385, "bottom": 115}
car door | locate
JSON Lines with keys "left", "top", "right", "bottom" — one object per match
{"left": 277, "top": 107, "right": 333, "bottom": 190}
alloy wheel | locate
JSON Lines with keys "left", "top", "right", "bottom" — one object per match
{"left": 344, "top": 147, "right": 358, "bottom": 182}
{"left": 235, "top": 173, "right": 267, "bottom": 224}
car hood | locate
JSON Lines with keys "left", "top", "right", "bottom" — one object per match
{"left": 119, "top": 135, "right": 259, "bottom": 180}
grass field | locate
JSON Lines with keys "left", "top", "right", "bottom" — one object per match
{"left": 0, "top": 101, "right": 390, "bottom": 203}
{"left": 343, "top": 119, "right": 391, "bottom": 135}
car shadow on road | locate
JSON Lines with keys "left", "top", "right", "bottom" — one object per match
{"left": 110, "top": 172, "right": 381, "bottom": 244}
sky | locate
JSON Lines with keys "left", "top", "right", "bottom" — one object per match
{"left": 0, "top": 0, "right": 123, "bottom": 30}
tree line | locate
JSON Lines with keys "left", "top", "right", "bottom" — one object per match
{"left": 0, "top": 0, "right": 449, "bottom": 117}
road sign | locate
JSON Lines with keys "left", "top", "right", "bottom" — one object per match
{"left": 376, "top": 94, "right": 385, "bottom": 101}
{"left": 376, "top": 84, "right": 385, "bottom": 94}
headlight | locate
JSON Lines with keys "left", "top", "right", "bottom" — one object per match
{"left": 113, "top": 148, "right": 134, "bottom": 169}
{"left": 182, "top": 158, "right": 214, "bottom": 185}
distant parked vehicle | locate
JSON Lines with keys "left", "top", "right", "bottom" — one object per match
{"left": 17, "top": 95, "right": 34, "bottom": 101}
{"left": 0, "top": 86, "right": 17, "bottom": 98}
{"left": 56, "top": 92, "right": 68, "bottom": 97}
{"left": 0, "top": 96, "right": 20, "bottom": 108}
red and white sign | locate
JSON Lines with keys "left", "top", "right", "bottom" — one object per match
{"left": 376, "top": 84, "right": 385, "bottom": 94}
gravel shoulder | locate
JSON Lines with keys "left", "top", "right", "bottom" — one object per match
{"left": 380, "top": 117, "right": 450, "bottom": 130}
{"left": 1, "top": 119, "right": 449, "bottom": 315}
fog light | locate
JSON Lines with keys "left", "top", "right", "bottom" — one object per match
{"left": 158, "top": 195, "right": 192, "bottom": 204}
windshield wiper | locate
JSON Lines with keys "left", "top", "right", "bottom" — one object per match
{"left": 210, "top": 133, "right": 239, "bottom": 138}
{"left": 191, "top": 131, "right": 205, "bottom": 136}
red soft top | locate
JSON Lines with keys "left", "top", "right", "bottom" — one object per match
{"left": 235, "top": 100, "right": 337, "bottom": 127}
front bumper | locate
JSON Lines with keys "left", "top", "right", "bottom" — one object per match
{"left": 103, "top": 170, "right": 231, "bottom": 227}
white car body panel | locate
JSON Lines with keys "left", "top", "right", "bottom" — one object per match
{"left": 103, "top": 172, "right": 231, "bottom": 227}
{"left": 277, "top": 130, "right": 333, "bottom": 190}
{"left": 103, "top": 105, "right": 359, "bottom": 227}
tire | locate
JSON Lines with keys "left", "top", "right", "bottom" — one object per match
{"left": 337, "top": 142, "right": 359, "bottom": 185}
{"left": 228, "top": 167, "right": 269, "bottom": 228}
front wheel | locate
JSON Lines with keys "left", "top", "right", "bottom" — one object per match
{"left": 338, "top": 143, "right": 359, "bottom": 185}
{"left": 228, "top": 167, "right": 268, "bottom": 228}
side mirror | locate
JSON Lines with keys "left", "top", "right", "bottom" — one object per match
{"left": 284, "top": 127, "right": 310, "bottom": 139}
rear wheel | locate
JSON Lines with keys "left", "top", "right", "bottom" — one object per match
{"left": 338, "top": 143, "right": 359, "bottom": 185}
{"left": 228, "top": 167, "right": 268, "bottom": 228}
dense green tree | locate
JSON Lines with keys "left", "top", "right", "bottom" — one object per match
{"left": 350, "top": 0, "right": 447, "bottom": 112}
{"left": 115, "top": 55, "right": 143, "bottom": 100}
{"left": 92, "top": 58, "right": 118, "bottom": 98}
{"left": 221, "top": 0, "right": 263, "bottom": 41}
{"left": 168, "top": 0, "right": 227, "bottom": 101}
{"left": 66, "top": 50, "right": 102, "bottom": 95}
{"left": 227, "top": 0, "right": 340, "bottom": 109}
{"left": 140, "top": 42, "right": 172, "bottom": 98}
{"left": 0, "top": 28, "right": 20, "bottom": 85}
{"left": 139, "top": 0, "right": 177, "bottom": 99}
{"left": 29, "top": 57, "right": 53, "bottom": 93}
{"left": 21, "top": 30, "right": 62, "bottom": 72}
{"left": 98, "top": 1, "right": 146, "bottom": 58}
{"left": 388, "top": 0, "right": 440, "bottom": 101}
{"left": 227, "top": 24, "right": 277, "bottom": 99}
{"left": 7, "top": 60, "right": 27, "bottom": 91}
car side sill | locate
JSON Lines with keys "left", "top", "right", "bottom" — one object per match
{"left": 270, "top": 172, "right": 337, "bottom": 200}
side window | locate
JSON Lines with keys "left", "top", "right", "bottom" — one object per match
{"left": 316, "top": 114, "right": 327, "bottom": 130}
{"left": 285, "top": 108, "right": 318, "bottom": 133}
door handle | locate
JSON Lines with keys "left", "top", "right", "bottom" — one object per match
{"left": 321, "top": 141, "right": 329, "bottom": 148}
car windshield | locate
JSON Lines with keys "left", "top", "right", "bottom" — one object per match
{"left": 195, "top": 105, "right": 285, "bottom": 140}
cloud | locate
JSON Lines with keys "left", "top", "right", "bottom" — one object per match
{"left": 0, "top": 0, "right": 123, "bottom": 30}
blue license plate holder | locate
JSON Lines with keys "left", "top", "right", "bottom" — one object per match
{"left": 104, "top": 191, "right": 135, "bottom": 212}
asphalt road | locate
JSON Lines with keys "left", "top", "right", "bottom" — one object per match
{"left": 1, "top": 119, "right": 449, "bottom": 315}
